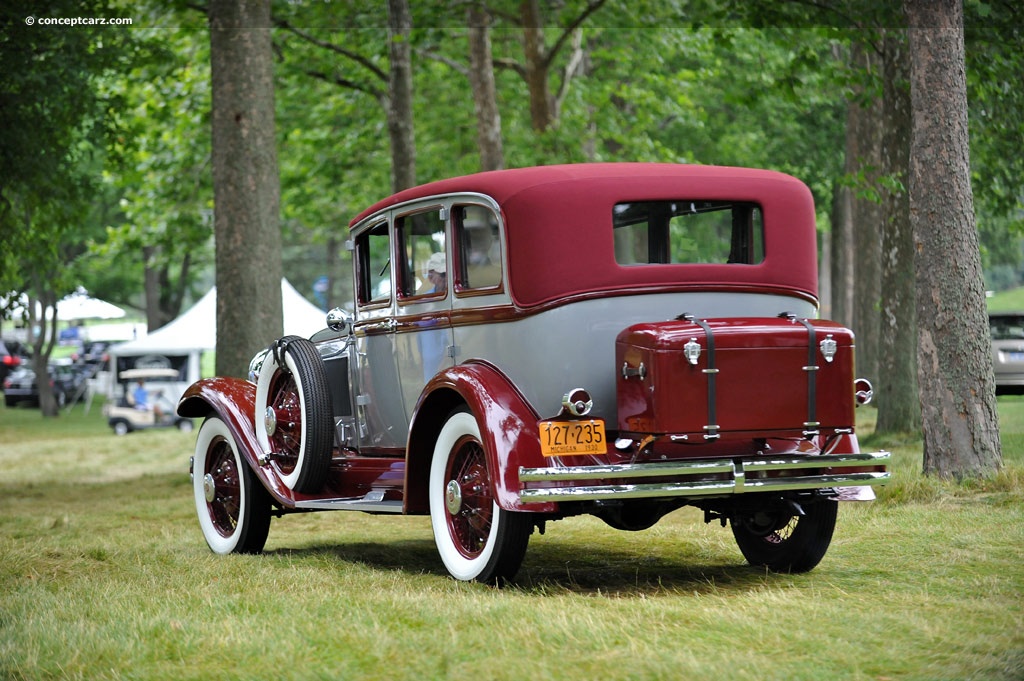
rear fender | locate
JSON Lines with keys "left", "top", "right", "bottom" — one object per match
{"left": 177, "top": 378, "right": 297, "bottom": 507}
{"left": 406, "top": 360, "right": 555, "bottom": 514}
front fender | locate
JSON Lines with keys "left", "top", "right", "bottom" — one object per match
{"left": 177, "top": 378, "right": 298, "bottom": 508}
{"left": 406, "top": 360, "right": 556, "bottom": 514}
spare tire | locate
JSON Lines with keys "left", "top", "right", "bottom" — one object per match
{"left": 254, "top": 336, "right": 333, "bottom": 493}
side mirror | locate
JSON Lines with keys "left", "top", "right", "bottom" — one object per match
{"left": 326, "top": 307, "right": 354, "bottom": 335}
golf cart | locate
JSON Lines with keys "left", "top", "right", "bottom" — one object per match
{"left": 105, "top": 368, "right": 194, "bottom": 435}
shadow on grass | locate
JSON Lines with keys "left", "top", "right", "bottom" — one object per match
{"left": 266, "top": 538, "right": 777, "bottom": 596}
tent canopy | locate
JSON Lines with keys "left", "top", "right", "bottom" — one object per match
{"left": 4, "top": 288, "right": 126, "bottom": 322}
{"left": 108, "top": 279, "right": 326, "bottom": 398}
{"left": 111, "top": 279, "right": 326, "bottom": 357}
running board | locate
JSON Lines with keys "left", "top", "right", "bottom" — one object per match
{"left": 293, "top": 490, "right": 403, "bottom": 513}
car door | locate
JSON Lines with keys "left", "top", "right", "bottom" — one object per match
{"left": 392, "top": 205, "right": 453, "bottom": 413}
{"left": 351, "top": 216, "right": 407, "bottom": 453}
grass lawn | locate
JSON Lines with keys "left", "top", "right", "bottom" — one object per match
{"left": 0, "top": 397, "right": 1021, "bottom": 680}
{"left": 988, "top": 286, "right": 1024, "bottom": 312}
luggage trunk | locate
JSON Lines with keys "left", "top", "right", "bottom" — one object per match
{"left": 616, "top": 316, "right": 856, "bottom": 441}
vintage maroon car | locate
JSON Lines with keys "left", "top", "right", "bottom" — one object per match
{"left": 179, "top": 163, "right": 889, "bottom": 584}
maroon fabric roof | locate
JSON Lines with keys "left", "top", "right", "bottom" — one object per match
{"left": 350, "top": 163, "right": 819, "bottom": 309}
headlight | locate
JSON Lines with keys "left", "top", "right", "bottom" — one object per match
{"left": 248, "top": 348, "right": 270, "bottom": 384}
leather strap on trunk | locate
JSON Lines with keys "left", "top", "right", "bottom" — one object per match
{"left": 793, "top": 316, "right": 819, "bottom": 437}
{"left": 679, "top": 314, "right": 719, "bottom": 440}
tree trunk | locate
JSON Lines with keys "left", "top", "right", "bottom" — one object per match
{"left": 468, "top": 2, "right": 504, "bottom": 171}
{"left": 830, "top": 170, "right": 853, "bottom": 329}
{"left": 905, "top": 0, "right": 1001, "bottom": 478}
{"left": 521, "top": 0, "right": 553, "bottom": 133}
{"left": 30, "top": 292, "right": 60, "bottom": 417}
{"left": 875, "top": 30, "right": 921, "bottom": 434}
{"left": 849, "top": 45, "right": 883, "bottom": 386}
{"left": 143, "top": 245, "right": 161, "bottom": 332}
{"left": 386, "top": 0, "right": 416, "bottom": 192}
{"left": 209, "top": 0, "right": 283, "bottom": 378}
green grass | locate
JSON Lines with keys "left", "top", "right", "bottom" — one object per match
{"left": 1, "top": 399, "right": 1022, "bottom": 680}
{"left": 987, "top": 286, "right": 1024, "bottom": 312}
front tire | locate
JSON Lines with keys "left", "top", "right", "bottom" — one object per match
{"left": 730, "top": 497, "right": 838, "bottom": 573}
{"left": 194, "top": 417, "right": 271, "bottom": 555}
{"left": 429, "top": 409, "right": 531, "bottom": 584}
{"left": 254, "top": 336, "right": 333, "bottom": 493}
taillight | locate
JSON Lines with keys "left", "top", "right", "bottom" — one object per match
{"left": 2, "top": 355, "right": 18, "bottom": 367}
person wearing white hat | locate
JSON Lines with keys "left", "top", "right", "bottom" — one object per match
{"left": 425, "top": 251, "right": 447, "bottom": 294}
{"left": 418, "top": 251, "right": 449, "bottom": 381}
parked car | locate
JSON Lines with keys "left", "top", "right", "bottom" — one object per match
{"left": 104, "top": 368, "right": 194, "bottom": 435}
{"left": 0, "top": 340, "right": 28, "bottom": 386}
{"left": 178, "top": 163, "right": 890, "bottom": 583}
{"left": 73, "top": 340, "right": 113, "bottom": 368}
{"left": 989, "top": 312, "right": 1024, "bottom": 395}
{"left": 3, "top": 360, "right": 83, "bottom": 408}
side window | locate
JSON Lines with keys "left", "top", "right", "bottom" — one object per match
{"left": 355, "top": 220, "right": 392, "bottom": 305}
{"left": 455, "top": 205, "right": 502, "bottom": 291}
{"left": 397, "top": 208, "right": 447, "bottom": 299}
{"left": 613, "top": 201, "right": 764, "bottom": 265}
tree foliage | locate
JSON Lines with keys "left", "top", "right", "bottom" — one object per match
{"left": 0, "top": 1, "right": 149, "bottom": 415}
{"left": 4, "top": 0, "right": 1020, "bottom": 447}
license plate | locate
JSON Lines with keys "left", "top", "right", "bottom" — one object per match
{"left": 1007, "top": 352, "right": 1024, "bottom": 362}
{"left": 539, "top": 419, "right": 606, "bottom": 456}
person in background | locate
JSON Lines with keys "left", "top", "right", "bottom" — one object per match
{"left": 133, "top": 380, "right": 163, "bottom": 419}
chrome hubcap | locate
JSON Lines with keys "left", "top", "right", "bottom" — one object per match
{"left": 264, "top": 406, "right": 277, "bottom": 437}
{"left": 203, "top": 473, "right": 216, "bottom": 503}
{"left": 445, "top": 479, "right": 462, "bottom": 515}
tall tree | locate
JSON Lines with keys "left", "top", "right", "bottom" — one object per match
{"left": 386, "top": 0, "right": 416, "bottom": 191}
{"left": 831, "top": 41, "right": 873, "bottom": 331}
{"left": 467, "top": 2, "right": 504, "bottom": 171}
{"left": 500, "top": 0, "right": 606, "bottom": 134}
{"left": 848, "top": 55, "right": 883, "bottom": 386}
{"left": 0, "top": 2, "right": 141, "bottom": 415}
{"left": 875, "top": 29, "right": 919, "bottom": 434}
{"left": 209, "top": 0, "right": 283, "bottom": 377}
{"left": 105, "top": 17, "right": 214, "bottom": 331}
{"left": 905, "top": 0, "right": 1001, "bottom": 478}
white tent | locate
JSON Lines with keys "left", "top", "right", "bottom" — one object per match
{"left": 107, "top": 279, "right": 327, "bottom": 401}
{"left": 5, "top": 288, "right": 126, "bottom": 322}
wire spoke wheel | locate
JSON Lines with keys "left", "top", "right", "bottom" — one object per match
{"left": 429, "top": 409, "right": 531, "bottom": 584}
{"left": 444, "top": 435, "right": 494, "bottom": 558}
{"left": 730, "top": 497, "right": 838, "bottom": 573}
{"left": 254, "top": 336, "right": 334, "bottom": 493}
{"left": 193, "top": 417, "right": 271, "bottom": 555}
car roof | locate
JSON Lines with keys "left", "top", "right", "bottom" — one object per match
{"left": 350, "top": 163, "right": 819, "bottom": 309}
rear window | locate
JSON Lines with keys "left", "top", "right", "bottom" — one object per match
{"left": 990, "top": 315, "right": 1024, "bottom": 340}
{"left": 613, "top": 201, "right": 764, "bottom": 265}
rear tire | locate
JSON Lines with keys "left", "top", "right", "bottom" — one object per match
{"left": 730, "top": 497, "right": 838, "bottom": 573}
{"left": 429, "top": 409, "right": 531, "bottom": 584}
{"left": 194, "top": 417, "right": 271, "bottom": 555}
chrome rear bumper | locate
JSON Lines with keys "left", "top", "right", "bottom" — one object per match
{"left": 518, "top": 451, "right": 891, "bottom": 503}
